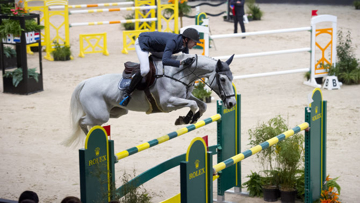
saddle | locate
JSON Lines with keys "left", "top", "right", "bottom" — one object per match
{"left": 119, "top": 56, "right": 163, "bottom": 113}
{"left": 121, "top": 57, "right": 157, "bottom": 90}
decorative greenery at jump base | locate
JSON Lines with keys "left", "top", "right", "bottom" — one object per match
{"left": 79, "top": 88, "right": 326, "bottom": 203}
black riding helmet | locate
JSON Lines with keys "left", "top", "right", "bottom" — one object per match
{"left": 182, "top": 28, "right": 201, "bottom": 44}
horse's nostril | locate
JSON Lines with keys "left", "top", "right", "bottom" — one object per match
{"left": 229, "top": 102, "right": 233, "bottom": 108}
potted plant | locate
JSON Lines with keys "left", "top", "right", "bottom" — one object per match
{"left": 51, "top": 40, "right": 71, "bottom": 61}
{"left": 247, "top": 115, "right": 288, "bottom": 202}
{"left": 354, "top": 0, "right": 360, "bottom": 9}
{"left": 0, "top": 1, "right": 44, "bottom": 43}
{"left": 246, "top": 2, "right": 263, "bottom": 20}
{"left": 3, "top": 67, "right": 39, "bottom": 87}
{"left": 276, "top": 132, "right": 304, "bottom": 203}
{"left": 316, "top": 175, "right": 341, "bottom": 203}
{"left": 325, "top": 30, "right": 360, "bottom": 84}
{"left": 2, "top": 46, "right": 16, "bottom": 69}
{"left": 192, "top": 81, "right": 212, "bottom": 103}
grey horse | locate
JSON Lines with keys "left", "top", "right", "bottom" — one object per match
{"left": 63, "top": 54, "right": 236, "bottom": 146}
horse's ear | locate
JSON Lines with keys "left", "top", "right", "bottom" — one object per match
{"left": 216, "top": 60, "right": 222, "bottom": 71}
{"left": 225, "top": 54, "right": 235, "bottom": 65}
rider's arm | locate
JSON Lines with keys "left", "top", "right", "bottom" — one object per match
{"left": 162, "top": 40, "right": 181, "bottom": 67}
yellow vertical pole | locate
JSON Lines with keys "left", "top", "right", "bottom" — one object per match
{"left": 135, "top": 0, "right": 156, "bottom": 31}
{"left": 44, "top": 0, "right": 70, "bottom": 61}
{"left": 157, "top": 0, "right": 179, "bottom": 33}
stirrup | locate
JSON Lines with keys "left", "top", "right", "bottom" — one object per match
{"left": 120, "top": 95, "right": 131, "bottom": 106}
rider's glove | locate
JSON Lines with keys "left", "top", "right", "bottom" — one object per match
{"left": 180, "top": 57, "right": 195, "bottom": 67}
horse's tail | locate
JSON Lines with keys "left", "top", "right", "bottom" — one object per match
{"left": 62, "top": 81, "right": 86, "bottom": 147}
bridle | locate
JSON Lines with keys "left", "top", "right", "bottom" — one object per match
{"left": 159, "top": 54, "right": 235, "bottom": 103}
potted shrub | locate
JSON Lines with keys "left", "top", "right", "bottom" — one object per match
{"left": 354, "top": 0, "right": 360, "bottom": 9}
{"left": 0, "top": 2, "right": 44, "bottom": 43}
{"left": 316, "top": 175, "right": 341, "bottom": 203}
{"left": 247, "top": 115, "right": 288, "bottom": 202}
{"left": 192, "top": 81, "right": 212, "bottom": 103}
{"left": 2, "top": 46, "right": 16, "bottom": 69}
{"left": 51, "top": 40, "right": 71, "bottom": 61}
{"left": 246, "top": 3, "right": 263, "bottom": 20}
{"left": 3, "top": 67, "right": 39, "bottom": 87}
{"left": 276, "top": 132, "right": 304, "bottom": 203}
{"left": 325, "top": 30, "right": 360, "bottom": 85}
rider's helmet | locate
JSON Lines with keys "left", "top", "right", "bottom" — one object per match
{"left": 182, "top": 28, "right": 201, "bottom": 44}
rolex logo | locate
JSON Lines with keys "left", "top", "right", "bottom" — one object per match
{"left": 315, "top": 106, "right": 318, "bottom": 114}
{"left": 195, "top": 160, "right": 200, "bottom": 169}
{"left": 95, "top": 147, "right": 100, "bottom": 156}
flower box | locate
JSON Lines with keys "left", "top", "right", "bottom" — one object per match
{"left": 3, "top": 75, "right": 43, "bottom": 95}
{"left": 1, "top": 31, "right": 40, "bottom": 44}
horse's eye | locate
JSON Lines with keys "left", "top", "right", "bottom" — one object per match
{"left": 220, "top": 77, "right": 226, "bottom": 82}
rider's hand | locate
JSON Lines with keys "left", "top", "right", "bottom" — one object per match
{"left": 180, "top": 57, "right": 195, "bottom": 67}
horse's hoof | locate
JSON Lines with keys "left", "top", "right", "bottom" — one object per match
{"left": 175, "top": 116, "right": 184, "bottom": 125}
{"left": 190, "top": 111, "right": 201, "bottom": 124}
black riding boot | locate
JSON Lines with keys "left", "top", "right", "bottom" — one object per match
{"left": 120, "top": 72, "right": 143, "bottom": 106}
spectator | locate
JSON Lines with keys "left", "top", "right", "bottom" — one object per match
{"left": 61, "top": 196, "right": 81, "bottom": 203}
{"left": 18, "top": 190, "right": 39, "bottom": 203}
{"left": 231, "top": 0, "right": 246, "bottom": 37}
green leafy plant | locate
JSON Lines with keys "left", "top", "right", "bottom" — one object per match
{"left": 163, "top": 0, "right": 191, "bottom": 28}
{"left": 324, "top": 30, "right": 360, "bottom": 84}
{"left": 3, "top": 67, "right": 39, "bottom": 87}
{"left": 122, "top": 12, "right": 136, "bottom": 30}
{"left": 0, "top": 19, "right": 45, "bottom": 39}
{"left": 242, "top": 171, "right": 264, "bottom": 197}
{"left": 354, "top": 0, "right": 360, "bottom": 9}
{"left": 248, "top": 115, "right": 287, "bottom": 173}
{"left": 276, "top": 133, "right": 304, "bottom": 191}
{"left": 192, "top": 82, "right": 212, "bottom": 101}
{"left": 0, "top": 1, "right": 44, "bottom": 39}
{"left": 51, "top": 40, "right": 71, "bottom": 61}
{"left": 295, "top": 169, "right": 305, "bottom": 201}
{"left": 246, "top": 3, "right": 263, "bottom": 20}
{"left": 0, "top": 1, "right": 15, "bottom": 15}
{"left": 115, "top": 169, "right": 156, "bottom": 203}
{"left": 262, "top": 169, "right": 281, "bottom": 187}
{"left": 3, "top": 46, "right": 16, "bottom": 58}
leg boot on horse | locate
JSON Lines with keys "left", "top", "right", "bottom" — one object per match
{"left": 120, "top": 71, "right": 143, "bottom": 106}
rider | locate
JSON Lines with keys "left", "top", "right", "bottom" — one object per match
{"left": 119, "top": 28, "right": 201, "bottom": 106}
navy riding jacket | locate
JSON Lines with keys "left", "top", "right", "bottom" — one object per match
{"left": 138, "top": 32, "right": 188, "bottom": 67}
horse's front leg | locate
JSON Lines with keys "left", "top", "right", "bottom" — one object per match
{"left": 166, "top": 97, "right": 199, "bottom": 125}
{"left": 188, "top": 94, "right": 207, "bottom": 124}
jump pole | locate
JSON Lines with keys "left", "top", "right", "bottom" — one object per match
{"left": 49, "top": 2, "right": 134, "bottom": 9}
{"left": 68, "top": 6, "right": 157, "bottom": 14}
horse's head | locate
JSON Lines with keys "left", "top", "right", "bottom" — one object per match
{"left": 209, "top": 55, "right": 237, "bottom": 109}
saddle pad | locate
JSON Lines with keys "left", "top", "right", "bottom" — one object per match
{"left": 118, "top": 78, "right": 131, "bottom": 90}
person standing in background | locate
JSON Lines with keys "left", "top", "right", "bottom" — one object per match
{"left": 231, "top": 0, "right": 246, "bottom": 37}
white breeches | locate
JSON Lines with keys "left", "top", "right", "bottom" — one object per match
{"left": 135, "top": 38, "right": 150, "bottom": 77}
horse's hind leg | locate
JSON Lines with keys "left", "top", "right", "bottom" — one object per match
{"left": 79, "top": 117, "right": 91, "bottom": 135}
{"left": 79, "top": 100, "right": 111, "bottom": 135}
{"left": 110, "top": 107, "right": 128, "bottom": 118}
